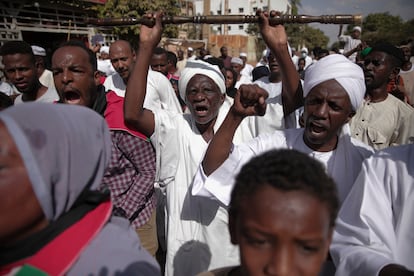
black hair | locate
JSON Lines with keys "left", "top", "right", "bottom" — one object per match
{"left": 0, "top": 41, "right": 35, "bottom": 64}
{"left": 0, "top": 91, "right": 13, "bottom": 110}
{"left": 230, "top": 149, "right": 339, "bottom": 228}
{"left": 167, "top": 51, "right": 178, "bottom": 67}
{"left": 252, "top": 65, "right": 270, "bottom": 82}
{"left": 55, "top": 40, "right": 97, "bottom": 71}
{"left": 153, "top": 47, "right": 167, "bottom": 57}
{"left": 204, "top": 57, "right": 225, "bottom": 70}
{"left": 370, "top": 42, "right": 404, "bottom": 68}
{"left": 223, "top": 67, "right": 237, "bottom": 87}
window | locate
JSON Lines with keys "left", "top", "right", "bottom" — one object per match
{"left": 239, "top": 7, "right": 244, "bottom": 13}
{"left": 228, "top": 25, "right": 231, "bottom": 30}
{"left": 217, "top": 10, "right": 222, "bottom": 15}
{"left": 228, "top": 9, "right": 231, "bottom": 13}
{"left": 238, "top": 25, "right": 244, "bottom": 30}
{"left": 253, "top": 7, "right": 257, "bottom": 12}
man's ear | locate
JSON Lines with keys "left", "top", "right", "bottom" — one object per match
{"left": 220, "top": 93, "right": 226, "bottom": 104}
{"left": 228, "top": 213, "right": 238, "bottom": 245}
{"left": 345, "top": 110, "right": 356, "bottom": 124}
{"left": 93, "top": 70, "right": 101, "bottom": 86}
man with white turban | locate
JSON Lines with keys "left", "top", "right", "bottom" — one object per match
{"left": 338, "top": 25, "right": 362, "bottom": 62}
{"left": 192, "top": 12, "right": 374, "bottom": 207}
{"left": 123, "top": 13, "right": 256, "bottom": 276}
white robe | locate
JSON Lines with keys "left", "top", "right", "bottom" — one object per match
{"left": 151, "top": 104, "right": 255, "bottom": 276}
{"left": 103, "top": 70, "right": 183, "bottom": 114}
{"left": 192, "top": 126, "right": 374, "bottom": 206}
{"left": 331, "top": 144, "right": 414, "bottom": 275}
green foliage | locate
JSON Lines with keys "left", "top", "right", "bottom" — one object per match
{"left": 289, "top": 0, "right": 301, "bottom": 15}
{"left": 93, "top": 0, "right": 180, "bottom": 43}
{"left": 360, "top": 13, "right": 414, "bottom": 45}
{"left": 286, "top": 24, "right": 329, "bottom": 50}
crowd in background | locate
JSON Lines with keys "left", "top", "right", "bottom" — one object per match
{"left": 0, "top": 9, "right": 413, "bottom": 276}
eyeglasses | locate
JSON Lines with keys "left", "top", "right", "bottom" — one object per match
{"left": 363, "top": 58, "right": 385, "bottom": 67}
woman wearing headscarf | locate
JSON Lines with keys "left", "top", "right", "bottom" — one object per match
{"left": 0, "top": 103, "right": 160, "bottom": 276}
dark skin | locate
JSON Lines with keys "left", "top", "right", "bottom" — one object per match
{"left": 379, "top": 264, "right": 414, "bottom": 276}
{"left": 229, "top": 187, "right": 333, "bottom": 276}
{"left": 150, "top": 52, "right": 168, "bottom": 76}
{"left": 0, "top": 121, "right": 48, "bottom": 246}
{"left": 201, "top": 10, "right": 305, "bottom": 175}
{"left": 363, "top": 51, "right": 400, "bottom": 103}
{"left": 2, "top": 53, "right": 48, "bottom": 101}
{"left": 258, "top": 10, "right": 302, "bottom": 116}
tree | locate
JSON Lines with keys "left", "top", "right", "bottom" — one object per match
{"left": 359, "top": 13, "right": 414, "bottom": 46}
{"left": 289, "top": 0, "right": 301, "bottom": 15}
{"left": 93, "top": 0, "right": 180, "bottom": 47}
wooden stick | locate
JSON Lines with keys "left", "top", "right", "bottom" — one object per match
{"left": 85, "top": 14, "right": 362, "bottom": 27}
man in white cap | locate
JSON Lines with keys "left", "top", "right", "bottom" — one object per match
{"left": 338, "top": 25, "right": 362, "bottom": 62}
{"left": 31, "top": 45, "right": 57, "bottom": 92}
{"left": 187, "top": 47, "right": 196, "bottom": 61}
{"left": 239, "top": 52, "right": 253, "bottom": 81}
{"left": 231, "top": 56, "right": 252, "bottom": 89}
{"left": 300, "top": 47, "right": 313, "bottom": 69}
{"left": 97, "top": 45, "right": 116, "bottom": 77}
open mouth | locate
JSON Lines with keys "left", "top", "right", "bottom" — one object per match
{"left": 64, "top": 91, "right": 81, "bottom": 105}
{"left": 310, "top": 121, "right": 327, "bottom": 134}
{"left": 194, "top": 105, "right": 209, "bottom": 116}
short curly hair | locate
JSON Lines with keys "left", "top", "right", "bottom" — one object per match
{"left": 230, "top": 149, "right": 339, "bottom": 227}
{"left": 0, "top": 41, "right": 35, "bottom": 64}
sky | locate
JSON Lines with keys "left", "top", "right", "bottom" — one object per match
{"left": 298, "top": 0, "right": 414, "bottom": 47}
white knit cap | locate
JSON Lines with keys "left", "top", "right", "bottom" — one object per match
{"left": 178, "top": 60, "right": 225, "bottom": 101}
{"left": 31, "top": 45, "right": 46, "bottom": 56}
{"left": 353, "top": 26, "right": 362, "bottom": 32}
{"left": 100, "top": 46, "right": 110, "bottom": 54}
{"left": 231, "top": 57, "right": 243, "bottom": 65}
{"left": 303, "top": 54, "right": 365, "bottom": 111}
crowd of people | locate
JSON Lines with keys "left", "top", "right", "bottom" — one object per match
{"left": 0, "top": 9, "right": 413, "bottom": 276}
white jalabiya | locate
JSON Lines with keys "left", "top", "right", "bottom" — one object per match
{"left": 192, "top": 54, "right": 371, "bottom": 205}
{"left": 192, "top": 127, "right": 373, "bottom": 206}
{"left": 103, "top": 70, "right": 182, "bottom": 113}
{"left": 153, "top": 60, "right": 255, "bottom": 276}
{"left": 152, "top": 105, "right": 254, "bottom": 276}
{"left": 331, "top": 144, "right": 414, "bottom": 275}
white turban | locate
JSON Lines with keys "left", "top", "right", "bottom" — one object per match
{"left": 303, "top": 54, "right": 365, "bottom": 111}
{"left": 178, "top": 59, "right": 226, "bottom": 101}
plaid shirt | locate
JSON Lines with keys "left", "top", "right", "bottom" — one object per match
{"left": 101, "top": 130, "right": 156, "bottom": 228}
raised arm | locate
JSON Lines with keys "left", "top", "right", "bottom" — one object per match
{"left": 258, "top": 10, "right": 303, "bottom": 115}
{"left": 202, "top": 84, "right": 268, "bottom": 175}
{"left": 124, "top": 12, "right": 163, "bottom": 137}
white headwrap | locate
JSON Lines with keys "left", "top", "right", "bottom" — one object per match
{"left": 178, "top": 59, "right": 226, "bottom": 101}
{"left": 303, "top": 54, "right": 365, "bottom": 111}
{"left": 231, "top": 57, "right": 243, "bottom": 65}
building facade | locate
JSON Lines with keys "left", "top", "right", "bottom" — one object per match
{"left": 193, "top": 0, "right": 291, "bottom": 36}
